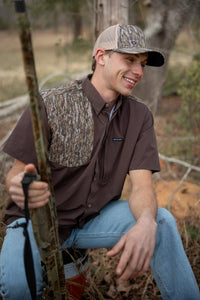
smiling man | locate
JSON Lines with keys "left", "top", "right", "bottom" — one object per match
{"left": 0, "top": 24, "right": 200, "bottom": 300}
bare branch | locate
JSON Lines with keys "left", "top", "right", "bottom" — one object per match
{"left": 168, "top": 166, "right": 192, "bottom": 211}
{"left": 158, "top": 136, "right": 200, "bottom": 142}
{"left": 159, "top": 153, "right": 200, "bottom": 211}
{"left": 0, "top": 95, "right": 28, "bottom": 119}
{"left": 159, "top": 153, "right": 200, "bottom": 173}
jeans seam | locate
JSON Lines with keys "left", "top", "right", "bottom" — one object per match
{"left": 152, "top": 265, "right": 171, "bottom": 300}
{"left": 0, "top": 258, "right": 9, "bottom": 297}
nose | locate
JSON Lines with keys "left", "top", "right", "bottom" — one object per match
{"left": 131, "top": 63, "right": 144, "bottom": 79}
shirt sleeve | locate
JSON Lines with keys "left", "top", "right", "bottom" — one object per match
{"left": 129, "top": 108, "right": 160, "bottom": 173}
{"left": 3, "top": 98, "right": 50, "bottom": 167}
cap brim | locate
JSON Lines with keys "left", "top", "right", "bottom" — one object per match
{"left": 113, "top": 47, "right": 165, "bottom": 67}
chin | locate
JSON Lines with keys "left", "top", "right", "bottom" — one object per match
{"left": 121, "top": 89, "right": 133, "bottom": 97}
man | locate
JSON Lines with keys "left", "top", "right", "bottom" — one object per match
{"left": 0, "top": 24, "right": 199, "bottom": 299}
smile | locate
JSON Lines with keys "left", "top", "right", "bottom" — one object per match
{"left": 123, "top": 76, "right": 137, "bottom": 86}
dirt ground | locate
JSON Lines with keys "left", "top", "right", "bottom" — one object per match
{"left": 122, "top": 176, "right": 200, "bottom": 222}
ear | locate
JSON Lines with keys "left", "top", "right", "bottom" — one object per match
{"left": 94, "top": 49, "right": 106, "bottom": 67}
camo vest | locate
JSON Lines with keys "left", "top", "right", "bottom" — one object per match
{"left": 40, "top": 80, "right": 94, "bottom": 167}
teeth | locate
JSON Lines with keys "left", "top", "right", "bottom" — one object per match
{"left": 124, "top": 77, "right": 135, "bottom": 84}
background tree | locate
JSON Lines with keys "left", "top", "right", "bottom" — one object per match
{"left": 94, "top": 0, "right": 200, "bottom": 112}
{"left": 132, "top": 0, "right": 200, "bottom": 113}
{"left": 94, "top": 0, "right": 129, "bottom": 38}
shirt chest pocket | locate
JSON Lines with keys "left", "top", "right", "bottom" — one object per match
{"left": 99, "top": 129, "right": 126, "bottom": 182}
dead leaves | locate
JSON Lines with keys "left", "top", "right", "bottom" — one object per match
{"left": 87, "top": 248, "right": 161, "bottom": 299}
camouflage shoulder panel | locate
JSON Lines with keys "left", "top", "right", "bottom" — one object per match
{"left": 40, "top": 80, "right": 94, "bottom": 167}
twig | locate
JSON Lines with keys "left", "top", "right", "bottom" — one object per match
{"left": 168, "top": 166, "right": 192, "bottom": 210}
{"left": 0, "top": 95, "right": 28, "bottom": 119}
{"left": 39, "top": 72, "right": 71, "bottom": 90}
{"left": 158, "top": 136, "right": 200, "bottom": 141}
{"left": 159, "top": 153, "right": 200, "bottom": 172}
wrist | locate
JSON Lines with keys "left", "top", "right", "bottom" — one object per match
{"left": 137, "top": 211, "right": 157, "bottom": 227}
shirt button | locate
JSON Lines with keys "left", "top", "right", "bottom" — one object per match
{"left": 88, "top": 203, "right": 92, "bottom": 208}
{"left": 105, "top": 103, "right": 109, "bottom": 108}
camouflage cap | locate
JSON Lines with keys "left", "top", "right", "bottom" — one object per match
{"left": 92, "top": 24, "right": 164, "bottom": 67}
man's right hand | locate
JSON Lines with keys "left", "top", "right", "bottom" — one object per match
{"left": 7, "top": 161, "right": 50, "bottom": 209}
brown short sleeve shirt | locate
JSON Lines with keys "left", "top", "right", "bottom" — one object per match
{"left": 3, "top": 75, "right": 160, "bottom": 243}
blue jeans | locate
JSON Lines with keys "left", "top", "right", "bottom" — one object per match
{"left": 0, "top": 201, "right": 199, "bottom": 300}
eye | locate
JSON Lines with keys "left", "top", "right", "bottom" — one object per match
{"left": 126, "top": 57, "right": 134, "bottom": 63}
{"left": 141, "top": 59, "right": 148, "bottom": 68}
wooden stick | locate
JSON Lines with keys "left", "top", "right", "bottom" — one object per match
{"left": 14, "top": 1, "right": 67, "bottom": 298}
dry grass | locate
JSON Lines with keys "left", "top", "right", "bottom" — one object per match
{"left": 87, "top": 234, "right": 200, "bottom": 299}
{"left": 0, "top": 28, "right": 92, "bottom": 102}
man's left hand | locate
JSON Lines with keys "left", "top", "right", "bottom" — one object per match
{"left": 107, "top": 215, "right": 157, "bottom": 283}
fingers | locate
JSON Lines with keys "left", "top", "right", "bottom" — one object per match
{"left": 115, "top": 238, "right": 139, "bottom": 279}
{"left": 24, "top": 163, "right": 38, "bottom": 174}
{"left": 106, "top": 236, "right": 147, "bottom": 280}
{"left": 107, "top": 236, "right": 125, "bottom": 257}
{"left": 26, "top": 181, "right": 50, "bottom": 209}
{"left": 10, "top": 183, "right": 50, "bottom": 209}
{"left": 9, "top": 165, "right": 50, "bottom": 209}
{"left": 108, "top": 224, "right": 156, "bottom": 284}
{"left": 117, "top": 247, "right": 151, "bottom": 283}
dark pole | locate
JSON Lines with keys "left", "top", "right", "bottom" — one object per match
{"left": 14, "top": 1, "right": 67, "bottom": 298}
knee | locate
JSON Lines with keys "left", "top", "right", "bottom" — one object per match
{"left": 156, "top": 207, "right": 178, "bottom": 235}
{"left": 0, "top": 264, "right": 44, "bottom": 299}
{"left": 0, "top": 221, "right": 44, "bottom": 299}
{"left": 0, "top": 275, "right": 30, "bottom": 299}
{"left": 157, "top": 207, "right": 176, "bottom": 224}
{"left": 0, "top": 259, "right": 29, "bottom": 299}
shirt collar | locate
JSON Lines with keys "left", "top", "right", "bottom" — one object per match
{"left": 82, "top": 74, "right": 123, "bottom": 115}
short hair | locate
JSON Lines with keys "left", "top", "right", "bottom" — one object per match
{"left": 91, "top": 57, "right": 96, "bottom": 72}
{"left": 91, "top": 50, "right": 114, "bottom": 73}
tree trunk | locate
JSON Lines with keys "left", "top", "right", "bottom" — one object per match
{"left": 133, "top": 0, "right": 200, "bottom": 113}
{"left": 73, "top": 13, "right": 82, "bottom": 39}
{"left": 94, "top": 0, "right": 129, "bottom": 38}
{"left": 68, "top": 0, "right": 83, "bottom": 41}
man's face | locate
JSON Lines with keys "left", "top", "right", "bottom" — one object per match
{"left": 102, "top": 51, "right": 148, "bottom": 98}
